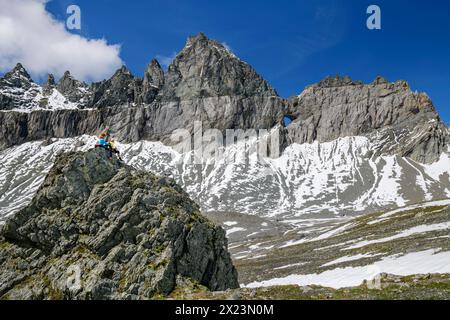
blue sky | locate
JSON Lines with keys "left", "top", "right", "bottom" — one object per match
{"left": 20, "top": 1, "right": 450, "bottom": 123}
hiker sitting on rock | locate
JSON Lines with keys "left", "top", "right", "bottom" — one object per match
{"left": 95, "top": 130, "right": 113, "bottom": 159}
{"left": 109, "top": 138, "right": 122, "bottom": 161}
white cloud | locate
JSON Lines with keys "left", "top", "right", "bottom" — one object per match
{"left": 155, "top": 52, "right": 177, "bottom": 69}
{"left": 0, "top": 0, "right": 123, "bottom": 82}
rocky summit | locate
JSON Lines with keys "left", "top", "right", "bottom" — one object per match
{"left": 0, "top": 148, "right": 238, "bottom": 299}
{"left": 159, "top": 32, "right": 277, "bottom": 100}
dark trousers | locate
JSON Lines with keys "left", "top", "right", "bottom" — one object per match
{"left": 95, "top": 145, "right": 113, "bottom": 158}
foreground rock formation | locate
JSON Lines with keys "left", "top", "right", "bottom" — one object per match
{"left": 0, "top": 148, "right": 239, "bottom": 299}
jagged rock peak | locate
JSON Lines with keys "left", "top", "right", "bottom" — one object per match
{"left": 138, "top": 59, "right": 165, "bottom": 104}
{"left": 161, "top": 32, "right": 278, "bottom": 99}
{"left": 56, "top": 71, "right": 90, "bottom": 104}
{"left": 144, "top": 59, "right": 164, "bottom": 88}
{"left": 309, "top": 75, "right": 411, "bottom": 90}
{"left": 42, "top": 74, "right": 56, "bottom": 96}
{"left": 372, "top": 75, "right": 389, "bottom": 85}
{"left": 186, "top": 32, "right": 208, "bottom": 46}
{"left": 149, "top": 58, "right": 161, "bottom": 67}
{"left": 2, "top": 63, "right": 34, "bottom": 88}
{"left": 313, "top": 75, "right": 363, "bottom": 88}
{"left": 114, "top": 65, "right": 133, "bottom": 77}
{"left": 60, "top": 70, "right": 72, "bottom": 80}
{"left": 4, "top": 63, "right": 32, "bottom": 81}
{"left": 45, "top": 73, "right": 56, "bottom": 86}
{"left": 90, "top": 65, "right": 138, "bottom": 108}
{"left": 370, "top": 76, "right": 410, "bottom": 89}
{"left": 183, "top": 32, "right": 237, "bottom": 62}
{"left": 57, "top": 70, "right": 76, "bottom": 88}
{"left": 0, "top": 148, "right": 239, "bottom": 299}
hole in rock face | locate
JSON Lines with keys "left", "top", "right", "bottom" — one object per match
{"left": 282, "top": 115, "right": 295, "bottom": 127}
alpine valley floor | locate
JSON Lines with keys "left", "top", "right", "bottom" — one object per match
{"left": 185, "top": 201, "right": 450, "bottom": 299}
{"left": 208, "top": 200, "right": 450, "bottom": 287}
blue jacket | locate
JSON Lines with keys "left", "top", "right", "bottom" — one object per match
{"left": 97, "top": 138, "right": 107, "bottom": 146}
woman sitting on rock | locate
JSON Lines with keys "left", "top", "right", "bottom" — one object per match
{"left": 95, "top": 131, "right": 113, "bottom": 159}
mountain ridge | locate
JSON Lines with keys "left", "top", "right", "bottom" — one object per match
{"left": 0, "top": 33, "right": 448, "bottom": 165}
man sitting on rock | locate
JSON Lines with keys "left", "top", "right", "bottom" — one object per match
{"left": 109, "top": 138, "right": 122, "bottom": 161}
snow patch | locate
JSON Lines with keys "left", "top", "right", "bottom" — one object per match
{"left": 226, "top": 227, "right": 246, "bottom": 236}
{"left": 344, "top": 222, "right": 450, "bottom": 250}
{"left": 244, "top": 249, "right": 450, "bottom": 289}
{"left": 322, "top": 253, "right": 382, "bottom": 267}
{"left": 223, "top": 221, "right": 238, "bottom": 226}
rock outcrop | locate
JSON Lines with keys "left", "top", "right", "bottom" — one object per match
{"left": 42, "top": 74, "right": 56, "bottom": 96}
{"left": 139, "top": 59, "right": 164, "bottom": 104}
{"left": 158, "top": 32, "right": 277, "bottom": 100}
{"left": 56, "top": 71, "right": 92, "bottom": 107}
{"left": 90, "top": 66, "right": 140, "bottom": 108}
{"left": 285, "top": 76, "right": 448, "bottom": 163}
{"left": 0, "top": 148, "right": 239, "bottom": 299}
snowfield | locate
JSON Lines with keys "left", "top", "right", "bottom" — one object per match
{"left": 0, "top": 135, "right": 449, "bottom": 220}
{"left": 0, "top": 83, "right": 81, "bottom": 112}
